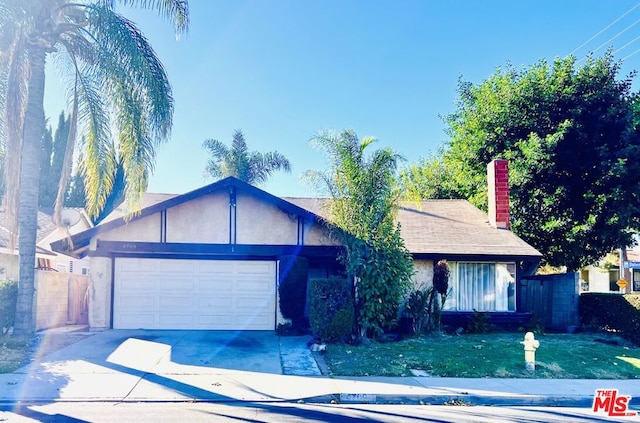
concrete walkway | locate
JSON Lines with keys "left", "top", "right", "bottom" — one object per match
{"left": 0, "top": 329, "right": 638, "bottom": 409}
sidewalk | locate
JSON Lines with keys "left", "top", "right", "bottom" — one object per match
{"left": 0, "top": 329, "right": 637, "bottom": 408}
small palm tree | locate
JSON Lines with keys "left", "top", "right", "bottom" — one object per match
{"left": 203, "top": 129, "right": 292, "bottom": 185}
{"left": 0, "top": 0, "right": 189, "bottom": 334}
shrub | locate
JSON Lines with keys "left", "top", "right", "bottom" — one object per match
{"left": 467, "top": 310, "right": 491, "bottom": 334}
{"left": 278, "top": 255, "right": 309, "bottom": 331}
{"left": 309, "top": 277, "right": 354, "bottom": 343}
{"left": 404, "top": 287, "right": 431, "bottom": 334}
{"left": 578, "top": 293, "right": 640, "bottom": 345}
{"left": 0, "top": 279, "right": 18, "bottom": 336}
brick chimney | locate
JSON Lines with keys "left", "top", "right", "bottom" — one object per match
{"left": 487, "top": 159, "right": 510, "bottom": 229}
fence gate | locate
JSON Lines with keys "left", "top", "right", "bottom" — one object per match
{"left": 519, "top": 273, "right": 579, "bottom": 330}
{"left": 67, "top": 277, "right": 89, "bottom": 325}
{"left": 519, "top": 277, "right": 552, "bottom": 327}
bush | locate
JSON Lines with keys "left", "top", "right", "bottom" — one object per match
{"left": 309, "top": 277, "right": 354, "bottom": 343}
{"left": 404, "top": 288, "right": 431, "bottom": 334}
{"left": 578, "top": 293, "right": 640, "bottom": 345}
{"left": 278, "top": 255, "right": 309, "bottom": 331}
{"left": 0, "top": 279, "right": 18, "bottom": 335}
{"left": 466, "top": 310, "right": 491, "bottom": 334}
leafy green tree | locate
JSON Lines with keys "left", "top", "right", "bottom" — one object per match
{"left": 0, "top": 0, "right": 189, "bottom": 335}
{"left": 399, "top": 153, "right": 462, "bottom": 201}
{"left": 413, "top": 52, "right": 640, "bottom": 271}
{"left": 305, "top": 130, "right": 414, "bottom": 338}
{"left": 203, "top": 129, "right": 291, "bottom": 185}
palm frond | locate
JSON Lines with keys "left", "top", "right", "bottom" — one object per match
{"left": 115, "top": 84, "right": 153, "bottom": 215}
{"left": 113, "top": 0, "right": 189, "bottom": 35}
{"left": 203, "top": 138, "right": 229, "bottom": 180}
{"left": 248, "top": 151, "right": 291, "bottom": 185}
{"left": 73, "top": 64, "right": 115, "bottom": 217}
{"left": 85, "top": 5, "right": 174, "bottom": 141}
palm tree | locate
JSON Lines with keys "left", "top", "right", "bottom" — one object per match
{"left": 0, "top": 0, "right": 189, "bottom": 335}
{"left": 304, "top": 130, "right": 413, "bottom": 338}
{"left": 203, "top": 129, "right": 291, "bottom": 185}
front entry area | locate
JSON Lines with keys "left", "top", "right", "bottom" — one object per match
{"left": 113, "top": 258, "right": 276, "bottom": 330}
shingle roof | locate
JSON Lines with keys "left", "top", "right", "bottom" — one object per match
{"left": 284, "top": 197, "right": 541, "bottom": 258}
{"left": 396, "top": 200, "right": 540, "bottom": 256}
{"left": 52, "top": 177, "right": 541, "bottom": 260}
{"left": 0, "top": 208, "right": 57, "bottom": 249}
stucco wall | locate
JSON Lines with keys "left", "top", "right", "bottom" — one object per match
{"left": 302, "top": 222, "right": 342, "bottom": 246}
{"left": 412, "top": 259, "right": 434, "bottom": 290}
{"left": 0, "top": 253, "right": 19, "bottom": 280}
{"left": 166, "top": 193, "right": 230, "bottom": 243}
{"left": 584, "top": 266, "right": 615, "bottom": 293}
{"left": 88, "top": 257, "right": 113, "bottom": 329}
{"left": 34, "top": 271, "right": 89, "bottom": 331}
{"left": 99, "top": 214, "right": 161, "bottom": 242}
{"left": 236, "top": 193, "right": 297, "bottom": 245}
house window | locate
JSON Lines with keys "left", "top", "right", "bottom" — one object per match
{"left": 81, "top": 267, "right": 89, "bottom": 275}
{"left": 634, "top": 270, "right": 640, "bottom": 292}
{"left": 445, "top": 262, "right": 516, "bottom": 312}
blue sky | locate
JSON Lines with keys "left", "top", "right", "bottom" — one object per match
{"left": 45, "top": 1, "right": 640, "bottom": 198}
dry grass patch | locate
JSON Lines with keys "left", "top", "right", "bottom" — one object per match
{"left": 0, "top": 337, "right": 30, "bottom": 373}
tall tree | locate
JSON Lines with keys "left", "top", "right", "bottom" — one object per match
{"left": 39, "top": 125, "right": 53, "bottom": 207}
{"left": 39, "top": 112, "right": 70, "bottom": 210}
{"left": 65, "top": 154, "right": 87, "bottom": 208}
{"left": 399, "top": 152, "right": 462, "bottom": 201}
{"left": 203, "top": 129, "right": 291, "bottom": 185}
{"left": 426, "top": 52, "right": 640, "bottom": 270}
{"left": 0, "top": 0, "right": 189, "bottom": 335}
{"left": 305, "top": 130, "right": 414, "bottom": 338}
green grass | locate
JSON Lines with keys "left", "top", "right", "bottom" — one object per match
{"left": 324, "top": 332, "right": 640, "bottom": 379}
{"left": 0, "top": 336, "right": 31, "bottom": 373}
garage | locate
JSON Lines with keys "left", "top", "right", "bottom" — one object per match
{"left": 113, "top": 258, "right": 276, "bottom": 330}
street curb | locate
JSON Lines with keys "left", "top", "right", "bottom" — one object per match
{"left": 297, "top": 394, "right": 597, "bottom": 407}
{"left": 0, "top": 395, "right": 612, "bottom": 408}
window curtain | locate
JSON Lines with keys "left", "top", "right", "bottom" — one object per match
{"left": 457, "top": 263, "right": 496, "bottom": 311}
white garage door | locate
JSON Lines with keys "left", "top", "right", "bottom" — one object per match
{"left": 113, "top": 258, "right": 276, "bottom": 330}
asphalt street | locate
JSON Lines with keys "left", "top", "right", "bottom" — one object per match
{"left": 2, "top": 402, "right": 638, "bottom": 423}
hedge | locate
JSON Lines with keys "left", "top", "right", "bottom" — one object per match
{"left": 0, "top": 279, "right": 18, "bottom": 336}
{"left": 309, "top": 277, "right": 354, "bottom": 343}
{"left": 578, "top": 293, "right": 640, "bottom": 345}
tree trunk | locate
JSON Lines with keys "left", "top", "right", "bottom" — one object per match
{"left": 13, "top": 46, "right": 46, "bottom": 336}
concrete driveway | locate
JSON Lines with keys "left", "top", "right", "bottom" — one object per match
{"left": 23, "top": 330, "right": 285, "bottom": 375}
{"left": 0, "top": 329, "right": 322, "bottom": 402}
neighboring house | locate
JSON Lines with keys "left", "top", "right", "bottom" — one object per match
{"left": 51, "top": 160, "right": 542, "bottom": 331}
{"left": 0, "top": 208, "right": 93, "bottom": 280}
{"left": 580, "top": 249, "right": 640, "bottom": 293}
{"left": 624, "top": 249, "right": 640, "bottom": 292}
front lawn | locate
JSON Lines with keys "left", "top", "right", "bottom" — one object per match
{"left": 324, "top": 332, "right": 640, "bottom": 379}
{"left": 0, "top": 336, "right": 31, "bottom": 373}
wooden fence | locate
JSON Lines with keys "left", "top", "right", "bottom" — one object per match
{"left": 518, "top": 273, "right": 579, "bottom": 330}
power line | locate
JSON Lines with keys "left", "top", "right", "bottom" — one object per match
{"left": 614, "top": 34, "right": 640, "bottom": 55}
{"left": 591, "top": 16, "right": 640, "bottom": 54}
{"left": 622, "top": 45, "right": 640, "bottom": 61}
{"left": 567, "top": 1, "right": 640, "bottom": 57}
